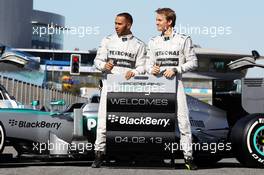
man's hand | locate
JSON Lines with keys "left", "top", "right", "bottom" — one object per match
{"left": 125, "top": 70, "right": 135, "bottom": 80}
{"left": 151, "top": 65, "right": 160, "bottom": 75}
{"left": 104, "top": 61, "right": 114, "bottom": 71}
{"left": 163, "top": 69, "right": 176, "bottom": 78}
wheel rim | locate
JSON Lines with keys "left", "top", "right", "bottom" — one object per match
{"left": 0, "top": 125, "right": 4, "bottom": 151}
{"left": 253, "top": 126, "right": 264, "bottom": 156}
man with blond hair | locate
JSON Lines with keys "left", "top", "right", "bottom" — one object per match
{"left": 146, "top": 8, "right": 198, "bottom": 170}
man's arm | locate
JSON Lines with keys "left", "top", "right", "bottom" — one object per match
{"left": 94, "top": 37, "right": 109, "bottom": 71}
{"left": 146, "top": 39, "right": 157, "bottom": 74}
{"left": 175, "top": 37, "right": 198, "bottom": 74}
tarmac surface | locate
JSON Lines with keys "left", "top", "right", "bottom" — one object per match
{"left": 0, "top": 147, "right": 263, "bottom": 175}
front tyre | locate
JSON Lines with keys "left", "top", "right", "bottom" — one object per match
{"left": 231, "top": 114, "right": 264, "bottom": 167}
{"left": 0, "top": 122, "right": 6, "bottom": 153}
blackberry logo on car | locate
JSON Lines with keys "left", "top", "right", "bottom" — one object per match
{"left": 7, "top": 119, "right": 61, "bottom": 130}
{"left": 9, "top": 119, "right": 18, "bottom": 126}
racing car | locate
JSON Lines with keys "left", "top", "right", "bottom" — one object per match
{"left": 0, "top": 51, "right": 263, "bottom": 168}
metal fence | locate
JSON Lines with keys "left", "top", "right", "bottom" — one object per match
{"left": 0, "top": 75, "right": 87, "bottom": 110}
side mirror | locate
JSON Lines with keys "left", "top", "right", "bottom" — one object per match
{"left": 228, "top": 50, "right": 263, "bottom": 71}
{"left": 50, "top": 99, "right": 65, "bottom": 106}
{"left": 227, "top": 57, "right": 255, "bottom": 71}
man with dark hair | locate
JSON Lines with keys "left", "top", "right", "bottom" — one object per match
{"left": 117, "top": 12, "right": 133, "bottom": 25}
{"left": 92, "top": 12, "right": 146, "bottom": 168}
{"left": 146, "top": 8, "right": 198, "bottom": 170}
